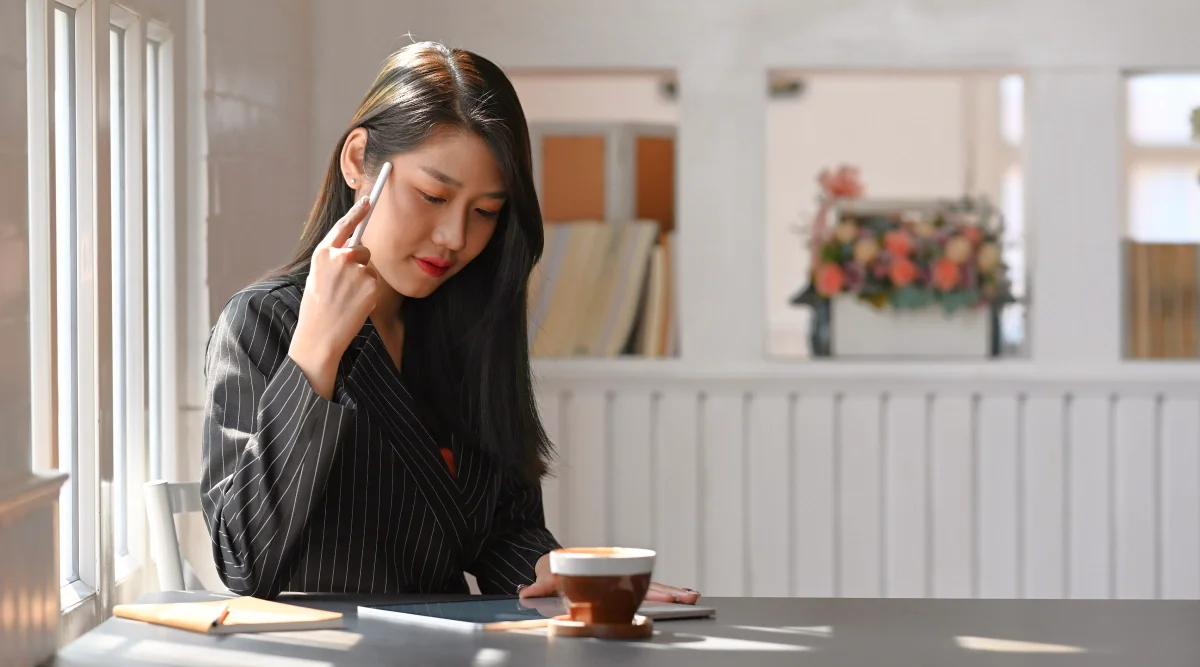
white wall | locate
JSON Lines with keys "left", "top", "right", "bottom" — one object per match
{"left": 1, "top": 0, "right": 32, "bottom": 480}
{"left": 203, "top": 0, "right": 314, "bottom": 322}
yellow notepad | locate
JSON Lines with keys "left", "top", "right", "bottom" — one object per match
{"left": 113, "top": 596, "right": 344, "bottom": 634}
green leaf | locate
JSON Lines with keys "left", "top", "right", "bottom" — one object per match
{"left": 892, "top": 286, "right": 932, "bottom": 309}
{"left": 941, "top": 289, "right": 980, "bottom": 314}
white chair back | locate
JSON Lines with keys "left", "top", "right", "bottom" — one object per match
{"left": 143, "top": 480, "right": 205, "bottom": 591}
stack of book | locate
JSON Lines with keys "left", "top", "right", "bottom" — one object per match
{"left": 528, "top": 220, "right": 678, "bottom": 358}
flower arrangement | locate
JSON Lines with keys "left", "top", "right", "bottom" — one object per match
{"left": 812, "top": 205, "right": 1014, "bottom": 314}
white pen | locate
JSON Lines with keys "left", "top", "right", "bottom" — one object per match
{"left": 348, "top": 161, "right": 392, "bottom": 247}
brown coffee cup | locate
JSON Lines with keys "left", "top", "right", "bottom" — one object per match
{"left": 549, "top": 547, "right": 656, "bottom": 626}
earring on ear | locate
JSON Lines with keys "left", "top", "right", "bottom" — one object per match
{"left": 349, "top": 178, "right": 356, "bottom": 184}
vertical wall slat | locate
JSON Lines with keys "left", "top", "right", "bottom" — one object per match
{"left": 655, "top": 391, "right": 700, "bottom": 591}
{"left": 1161, "top": 397, "right": 1200, "bottom": 599}
{"left": 537, "top": 390, "right": 565, "bottom": 540}
{"left": 611, "top": 391, "right": 654, "bottom": 550}
{"left": 839, "top": 394, "right": 883, "bottom": 597}
{"left": 793, "top": 394, "right": 836, "bottom": 597}
{"left": 1114, "top": 396, "right": 1158, "bottom": 599}
{"left": 884, "top": 394, "right": 928, "bottom": 598}
{"left": 702, "top": 392, "right": 746, "bottom": 596}
{"left": 932, "top": 395, "right": 974, "bottom": 597}
{"left": 566, "top": 390, "right": 609, "bottom": 547}
{"left": 1069, "top": 395, "right": 1112, "bottom": 599}
{"left": 747, "top": 392, "right": 790, "bottom": 597}
{"left": 1022, "top": 395, "right": 1066, "bottom": 598}
{"left": 978, "top": 396, "right": 1020, "bottom": 598}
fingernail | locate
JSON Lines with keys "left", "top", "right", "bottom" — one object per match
{"left": 684, "top": 589, "right": 699, "bottom": 594}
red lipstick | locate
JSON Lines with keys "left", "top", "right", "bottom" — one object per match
{"left": 415, "top": 256, "right": 452, "bottom": 278}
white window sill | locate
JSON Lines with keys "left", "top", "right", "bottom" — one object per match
{"left": 60, "top": 578, "right": 96, "bottom": 612}
{"left": 115, "top": 552, "right": 142, "bottom": 585}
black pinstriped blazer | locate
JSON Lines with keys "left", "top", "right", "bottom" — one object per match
{"left": 200, "top": 277, "right": 560, "bottom": 599}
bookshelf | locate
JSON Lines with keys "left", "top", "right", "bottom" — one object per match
{"left": 527, "top": 123, "right": 679, "bottom": 358}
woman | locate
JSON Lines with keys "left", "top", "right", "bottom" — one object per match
{"left": 200, "top": 41, "right": 700, "bottom": 604}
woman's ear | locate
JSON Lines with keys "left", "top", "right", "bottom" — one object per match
{"left": 340, "top": 127, "right": 369, "bottom": 191}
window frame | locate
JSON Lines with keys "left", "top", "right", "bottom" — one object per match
{"left": 109, "top": 2, "right": 149, "bottom": 602}
{"left": 28, "top": 0, "right": 177, "bottom": 641}
{"left": 144, "top": 19, "right": 176, "bottom": 489}
{"left": 1123, "top": 72, "right": 1200, "bottom": 242}
{"left": 967, "top": 73, "right": 1028, "bottom": 356}
{"left": 27, "top": 0, "right": 115, "bottom": 637}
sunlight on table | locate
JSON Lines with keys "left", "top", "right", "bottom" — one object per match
{"left": 956, "top": 635, "right": 1087, "bottom": 654}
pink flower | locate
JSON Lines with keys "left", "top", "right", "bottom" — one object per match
{"left": 817, "top": 165, "right": 865, "bottom": 199}
{"left": 816, "top": 263, "right": 846, "bottom": 297}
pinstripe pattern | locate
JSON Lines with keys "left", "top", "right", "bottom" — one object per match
{"left": 201, "top": 278, "right": 560, "bottom": 599}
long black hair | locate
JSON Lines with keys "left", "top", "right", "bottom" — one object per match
{"left": 270, "top": 42, "right": 551, "bottom": 484}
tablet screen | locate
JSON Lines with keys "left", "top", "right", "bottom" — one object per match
{"left": 364, "top": 597, "right": 564, "bottom": 626}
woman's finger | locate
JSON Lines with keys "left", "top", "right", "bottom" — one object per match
{"left": 645, "top": 582, "right": 701, "bottom": 604}
{"left": 322, "top": 197, "right": 370, "bottom": 249}
{"left": 341, "top": 244, "right": 372, "bottom": 266}
{"left": 517, "top": 579, "right": 557, "bottom": 599}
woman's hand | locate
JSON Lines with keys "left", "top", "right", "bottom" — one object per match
{"left": 289, "top": 197, "right": 379, "bottom": 399}
{"left": 518, "top": 553, "right": 702, "bottom": 605}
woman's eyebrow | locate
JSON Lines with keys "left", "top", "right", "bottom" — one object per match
{"left": 421, "top": 165, "right": 506, "bottom": 199}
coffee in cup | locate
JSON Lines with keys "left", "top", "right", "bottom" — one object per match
{"left": 549, "top": 547, "right": 656, "bottom": 626}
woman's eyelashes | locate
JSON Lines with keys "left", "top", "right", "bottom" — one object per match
{"left": 418, "top": 190, "right": 446, "bottom": 205}
{"left": 418, "top": 190, "right": 500, "bottom": 219}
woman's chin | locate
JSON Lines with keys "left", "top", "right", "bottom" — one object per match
{"left": 382, "top": 270, "right": 443, "bottom": 300}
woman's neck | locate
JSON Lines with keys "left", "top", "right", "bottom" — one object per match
{"left": 371, "top": 282, "right": 404, "bottom": 327}
{"left": 371, "top": 282, "right": 405, "bottom": 371}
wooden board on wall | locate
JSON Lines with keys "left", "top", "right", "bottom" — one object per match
{"left": 635, "top": 136, "right": 675, "bottom": 234}
{"left": 540, "top": 135, "right": 606, "bottom": 222}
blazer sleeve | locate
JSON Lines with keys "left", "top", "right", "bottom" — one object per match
{"left": 469, "top": 472, "right": 562, "bottom": 594}
{"left": 200, "top": 288, "right": 355, "bottom": 598}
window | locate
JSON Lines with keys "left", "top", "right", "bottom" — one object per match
{"left": 1126, "top": 74, "right": 1200, "bottom": 243}
{"left": 996, "top": 75, "right": 1027, "bottom": 354}
{"left": 145, "top": 35, "right": 165, "bottom": 480}
{"left": 110, "top": 24, "right": 128, "bottom": 558}
{"left": 28, "top": 0, "right": 177, "bottom": 635}
{"left": 51, "top": 2, "right": 79, "bottom": 587}
{"left": 1123, "top": 73, "right": 1200, "bottom": 359}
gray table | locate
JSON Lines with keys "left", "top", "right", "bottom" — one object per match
{"left": 52, "top": 591, "right": 1200, "bottom": 666}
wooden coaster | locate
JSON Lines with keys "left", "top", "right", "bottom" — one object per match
{"left": 547, "top": 614, "right": 653, "bottom": 640}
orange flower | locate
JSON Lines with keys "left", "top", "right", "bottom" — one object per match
{"left": 890, "top": 256, "right": 918, "bottom": 287}
{"left": 815, "top": 263, "right": 846, "bottom": 297}
{"left": 962, "top": 226, "right": 983, "bottom": 245}
{"left": 884, "top": 230, "right": 914, "bottom": 257}
{"left": 933, "top": 258, "right": 961, "bottom": 291}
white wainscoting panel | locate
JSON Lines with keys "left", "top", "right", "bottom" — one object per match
{"left": 0, "top": 473, "right": 67, "bottom": 666}
{"left": 535, "top": 363, "right": 1200, "bottom": 600}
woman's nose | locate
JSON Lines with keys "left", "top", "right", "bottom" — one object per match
{"left": 432, "top": 213, "right": 467, "bottom": 251}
